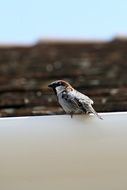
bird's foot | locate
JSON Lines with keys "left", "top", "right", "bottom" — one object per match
{"left": 70, "top": 112, "right": 73, "bottom": 118}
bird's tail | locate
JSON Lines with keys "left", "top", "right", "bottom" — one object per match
{"left": 88, "top": 105, "right": 103, "bottom": 120}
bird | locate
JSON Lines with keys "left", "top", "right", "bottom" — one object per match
{"left": 48, "top": 80, "right": 103, "bottom": 119}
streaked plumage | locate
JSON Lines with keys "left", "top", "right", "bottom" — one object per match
{"left": 48, "top": 80, "right": 103, "bottom": 119}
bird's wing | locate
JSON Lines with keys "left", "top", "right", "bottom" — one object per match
{"left": 73, "top": 90, "right": 94, "bottom": 105}
{"left": 63, "top": 90, "right": 92, "bottom": 112}
{"left": 62, "top": 91, "right": 82, "bottom": 109}
{"left": 68, "top": 90, "right": 103, "bottom": 119}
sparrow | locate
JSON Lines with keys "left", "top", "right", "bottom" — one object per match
{"left": 48, "top": 80, "right": 103, "bottom": 119}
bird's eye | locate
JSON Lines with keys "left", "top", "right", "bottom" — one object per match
{"left": 57, "top": 82, "right": 61, "bottom": 86}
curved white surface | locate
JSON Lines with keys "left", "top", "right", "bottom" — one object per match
{"left": 0, "top": 112, "right": 127, "bottom": 190}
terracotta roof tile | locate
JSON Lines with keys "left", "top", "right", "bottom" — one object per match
{"left": 0, "top": 38, "right": 126, "bottom": 116}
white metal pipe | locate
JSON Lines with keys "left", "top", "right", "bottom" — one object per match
{"left": 0, "top": 112, "right": 127, "bottom": 190}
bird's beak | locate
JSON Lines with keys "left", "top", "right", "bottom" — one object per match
{"left": 48, "top": 83, "right": 53, "bottom": 88}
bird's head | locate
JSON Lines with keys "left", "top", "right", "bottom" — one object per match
{"left": 48, "top": 80, "right": 72, "bottom": 94}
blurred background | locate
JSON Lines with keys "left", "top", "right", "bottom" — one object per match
{"left": 0, "top": 0, "right": 127, "bottom": 116}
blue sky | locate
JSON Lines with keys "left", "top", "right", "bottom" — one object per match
{"left": 0, "top": 0, "right": 127, "bottom": 43}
